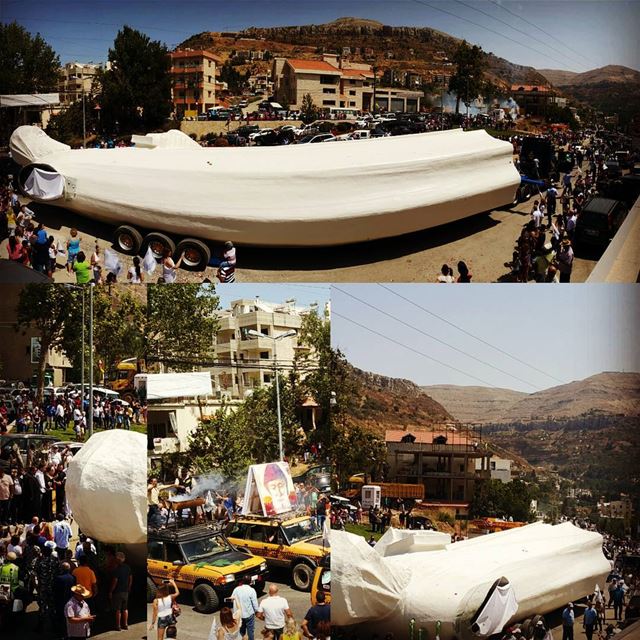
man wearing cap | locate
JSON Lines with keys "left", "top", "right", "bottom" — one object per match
{"left": 65, "top": 584, "right": 95, "bottom": 640}
{"left": 583, "top": 601, "right": 598, "bottom": 640}
{"left": 562, "top": 603, "right": 575, "bottom": 640}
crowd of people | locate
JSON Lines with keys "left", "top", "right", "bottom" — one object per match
{"left": 0, "top": 386, "right": 146, "bottom": 440}
{"left": 149, "top": 576, "right": 330, "bottom": 640}
{"left": 1, "top": 176, "right": 237, "bottom": 285}
{"left": 0, "top": 437, "right": 134, "bottom": 637}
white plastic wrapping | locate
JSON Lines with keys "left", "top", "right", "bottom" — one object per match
{"left": 23, "top": 168, "right": 65, "bottom": 200}
{"left": 144, "top": 372, "right": 213, "bottom": 401}
{"left": 66, "top": 430, "right": 147, "bottom": 544}
{"left": 9, "top": 125, "right": 520, "bottom": 247}
{"left": 332, "top": 523, "right": 610, "bottom": 639}
{"left": 9, "top": 125, "right": 70, "bottom": 166}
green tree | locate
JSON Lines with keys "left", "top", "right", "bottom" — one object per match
{"left": 471, "top": 479, "right": 536, "bottom": 522}
{"left": 98, "top": 26, "right": 172, "bottom": 133}
{"left": 146, "top": 284, "right": 219, "bottom": 370}
{"left": 16, "top": 285, "right": 76, "bottom": 401}
{"left": 448, "top": 40, "right": 488, "bottom": 114}
{"left": 46, "top": 94, "right": 99, "bottom": 145}
{"left": 300, "top": 93, "right": 319, "bottom": 123}
{"left": 0, "top": 22, "right": 60, "bottom": 94}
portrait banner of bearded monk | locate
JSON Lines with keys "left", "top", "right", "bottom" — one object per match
{"left": 241, "top": 462, "right": 298, "bottom": 517}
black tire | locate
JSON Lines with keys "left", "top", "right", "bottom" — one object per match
{"left": 192, "top": 583, "right": 219, "bottom": 614}
{"left": 143, "top": 232, "right": 176, "bottom": 261}
{"left": 114, "top": 225, "right": 143, "bottom": 255}
{"left": 291, "top": 562, "right": 314, "bottom": 591}
{"left": 175, "top": 238, "right": 211, "bottom": 271}
{"left": 146, "top": 577, "right": 157, "bottom": 603}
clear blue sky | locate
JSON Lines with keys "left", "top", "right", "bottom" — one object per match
{"left": 331, "top": 284, "right": 640, "bottom": 393}
{"left": 3, "top": 1, "right": 638, "bottom": 72}
{"left": 215, "top": 283, "right": 330, "bottom": 311}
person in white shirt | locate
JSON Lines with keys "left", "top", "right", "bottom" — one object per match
{"left": 53, "top": 513, "right": 73, "bottom": 551}
{"left": 531, "top": 201, "right": 543, "bottom": 228}
{"left": 257, "top": 584, "right": 292, "bottom": 639}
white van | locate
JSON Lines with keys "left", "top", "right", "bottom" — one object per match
{"left": 350, "top": 130, "right": 371, "bottom": 140}
{"left": 362, "top": 485, "right": 382, "bottom": 509}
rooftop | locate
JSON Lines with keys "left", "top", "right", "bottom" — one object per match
{"left": 385, "top": 429, "right": 475, "bottom": 446}
{"left": 286, "top": 59, "right": 342, "bottom": 74}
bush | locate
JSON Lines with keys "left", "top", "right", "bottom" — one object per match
{"left": 436, "top": 510, "right": 455, "bottom": 525}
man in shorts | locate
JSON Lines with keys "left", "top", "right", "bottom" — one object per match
{"left": 109, "top": 551, "right": 132, "bottom": 631}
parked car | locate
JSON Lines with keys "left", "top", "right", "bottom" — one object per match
{"left": 296, "top": 133, "right": 335, "bottom": 144}
{"left": 226, "top": 513, "right": 329, "bottom": 591}
{"left": 575, "top": 197, "right": 628, "bottom": 250}
{"left": 147, "top": 523, "right": 268, "bottom": 613}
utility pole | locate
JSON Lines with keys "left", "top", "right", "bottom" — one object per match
{"left": 88, "top": 283, "right": 94, "bottom": 437}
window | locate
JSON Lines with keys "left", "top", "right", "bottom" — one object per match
{"left": 349, "top": 101, "right": 356, "bottom": 107}
{"left": 323, "top": 88, "right": 336, "bottom": 94}
{"left": 320, "top": 75, "right": 337, "bottom": 85}
{"left": 260, "top": 351, "right": 269, "bottom": 359}
{"left": 349, "top": 90, "right": 356, "bottom": 96}
{"left": 263, "top": 374, "right": 271, "bottom": 384}
{"left": 208, "top": 91, "right": 212, "bottom": 97}
{"left": 165, "top": 543, "right": 183, "bottom": 564}
{"left": 148, "top": 541, "right": 164, "bottom": 560}
{"left": 322, "top": 100, "right": 336, "bottom": 106}
{"left": 261, "top": 327, "right": 269, "bottom": 336}
{"left": 490, "top": 461, "right": 496, "bottom": 470}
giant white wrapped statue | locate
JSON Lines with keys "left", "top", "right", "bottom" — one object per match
{"left": 66, "top": 430, "right": 146, "bottom": 544}
{"left": 332, "top": 522, "right": 610, "bottom": 639}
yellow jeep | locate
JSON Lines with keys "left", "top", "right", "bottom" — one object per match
{"left": 225, "top": 513, "right": 330, "bottom": 591}
{"left": 147, "top": 523, "right": 268, "bottom": 613}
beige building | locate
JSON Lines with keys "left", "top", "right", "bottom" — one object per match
{"left": 385, "top": 428, "right": 491, "bottom": 504}
{"left": 475, "top": 455, "right": 512, "bottom": 483}
{"left": 212, "top": 298, "right": 322, "bottom": 399}
{"left": 58, "top": 62, "right": 108, "bottom": 106}
{"left": 273, "top": 54, "right": 422, "bottom": 113}
{"left": 598, "top": 494, "right": 634, "bottom": 521}
{"left": 0, "top": 285, "right": 71, "bottom": 386}
{"left": 169, "top": 49, "right": 220, "bottom": 118}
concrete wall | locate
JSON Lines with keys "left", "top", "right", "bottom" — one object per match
{"left": 179, "top": 120, "right": 302, "bottom": 140}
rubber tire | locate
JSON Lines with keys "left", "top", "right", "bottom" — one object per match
{"left": 292, "top": 562, "right": 314, "bottom": 591}
{"left": 143, "top": 232, "right": 176, "bottom": 260}
{"left": 146, "top": 577, "right": 157, "bottom": 603}
{"left": 114, "top": 225, "right": 143, "bottom": 255}
{"left": 175, "top": 238, "right": 211, "bottom": 272}
{"left": 193, "top": 583, "right": 219, "bottom": 614}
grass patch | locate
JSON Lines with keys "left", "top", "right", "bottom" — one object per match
{"left": 30, "top": 423, "right": 146, "bottom": 441}
{"left": 344, "top": 522, "right": 383, "bottom": 541}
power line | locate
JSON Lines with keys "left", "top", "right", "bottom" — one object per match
{"left": 453, "top": 0, "right": 588, "bottom": 71}
{"left": 486, "top": 0, "right": 601, "bottom": 69}
{"left": 411, "top": 0, "right": 575, "bottom": 71}
{"left": 332, "top": 309, "right": 498, "bottom": 388}
{"left": 377, "top": 283, "right": 564, "bottom": 385}
{"left": 333, "top": 285, "right": 541, "bottom": 390}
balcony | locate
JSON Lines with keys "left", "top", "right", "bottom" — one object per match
{"left": 171, "top": 65, "right": 204, "bottom": 74}
{"left": 238, "top": 336, "right": 273, "bottom": 351}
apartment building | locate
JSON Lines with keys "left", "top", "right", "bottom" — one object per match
{"left": 510, "top": 84, "right": 556, "bottom": 117}
{"left": 0, "top": 285, "right": 71, "bottom": 386}
{"left": 58, "top": 62, "right": 108, "bottom": 106}
{"left": 212, "top": 298, "right": 322, "bottom": 399}
{"left": 273, "top": 54, "right": 422, "bottom": 113}
{"left": 475, "top": 455, "right": 513, "bottom": 483}
{"left": 169, "top": 49, "right": 221, "bottom": 118}
{"left": 385, "top": 428, "right": 491, "bottom": 504}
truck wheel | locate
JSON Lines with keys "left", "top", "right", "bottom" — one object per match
{"left": 193, "top": 583, "right": 219, "bottom": 614}
{"left": 114, "top": 225, "right": 143, "bottom": 255}
{"left": 143, "top": 232, "right": 175, "bottom": 261}
{"left": 146, "top": 577, "right": 157, "bottom": 603}
{"left": 175, "top": 238, "right": 211, "bottom": 271}
{"left": 292, "top": 562, "right": 313, "bottom": 591}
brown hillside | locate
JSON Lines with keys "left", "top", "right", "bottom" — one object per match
{"left": 421, "top": 385, "right": 526, "bottom": 423}
{"left": 346, "top": 367, "right": 453, "bottom": 437}
{"left": 500, "top": 372, "right": 640, "bottom": 422}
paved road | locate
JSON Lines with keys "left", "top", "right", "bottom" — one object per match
{"left": 147, "top": 567, "right": 313, "bottom": 640}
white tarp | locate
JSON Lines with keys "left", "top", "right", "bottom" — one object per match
{"left": 473, "top": 581, "right": 519, "bottom": 636}
{"left": 332, "top": 523, "right": 611, "bottom": 640}
{"left": 9, "top": 125, "right": 69, "bottom": 166}
{"left": 145, "top": 372, "right": 212, "bottom": 401}
{"left": 131, "top": 129, "right": 202, "bottom": 149}
{"left": 374, "top": 527, "right": 451, "bottom": 557}
{"left": 66, "top": 430, "right": 146, "bottom": 544}
{"left": 0, "top": 93, "right": 60, "bottom": 108}
{"left": 23, "top": 168, "right": 65, "bottom": 200}
{"left": 9, "top": 125, "right": 520, "bottom": 247}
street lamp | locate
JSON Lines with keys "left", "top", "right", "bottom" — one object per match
{"left": 246, "top": 328, "right": 297, "bottom": 461}
{"left": 65, "top": 283, "right": 94, "bottom": 437}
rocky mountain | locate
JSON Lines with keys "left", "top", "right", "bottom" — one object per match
{"left": 346, "top": 366, "right": 453, "bottom": 437}
{"left": 539, "top": 65, "right": 640, "bottom": 87}
{"left": 423, "top": 373, "right": 640, "bottom": 424}
{"left": 179, "top": 16, "right": 549, "bottom": 89}
{"left": 421, "top": 385, "right": 527, "bottom": 423}
{"left": 538, "top": 65, "right": 640, "bottom": 121}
